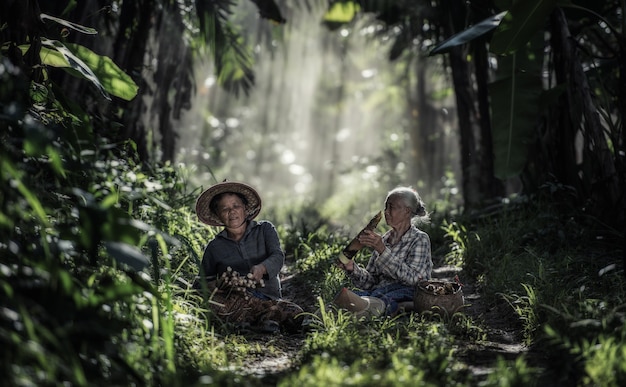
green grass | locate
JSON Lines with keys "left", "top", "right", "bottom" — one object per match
{"left": 288, "top": 307, "right": 468, "bottom": 386}
{"left": 2, "top": 136, "right": 624, "bottom": 385}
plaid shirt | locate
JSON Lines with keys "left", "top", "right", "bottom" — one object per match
{"left": 349, "top": 225, "right": 432, "bottom": 290}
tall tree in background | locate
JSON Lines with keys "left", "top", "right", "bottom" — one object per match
{"left": 325, "top": 0, "right": 505, "bottom": 207}
{"left": 1, "top": 0, "right": 284, "bottom": 162}
{"left": 327, "top": 0, "right": 625, "bottom": 231}
{"left": 4, "top": 0, "right": 622, "bottom": 230}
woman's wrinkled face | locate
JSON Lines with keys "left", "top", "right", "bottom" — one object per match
{"left": 384, "top": 195, "right": 410, "bottom": 228}
{"left": 216, "top": 193, "right": 246, "bottom": 228}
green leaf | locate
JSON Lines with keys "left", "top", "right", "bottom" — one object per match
{"left": 105, "top": 242, "right": 150, "bottom": 271}
{"left": 0, "top": 210, "right": 14, "bottom": 229}
{"left": 36, "top": 39, "right": 138, "bottom": 101}
{"left": 2, "top": 160, "right": 50, "bottom": 227}
{"left": 40, "top": 38, "right": 111, "bottom": 100}
{"left": 66, "top": 43, "right": 139, "bottom": 101}
{"left": 429, "top": 11, "right": 507, "bottom": 56}
{"left": 33, "top": 46, "right": 70, "bottom": 67}
{"left": 324, "top": 2, "right": 360, "bottom": 23}
{"left": 40, "top": 13, "right": 97, "bottom": 35}
{"left": 46, "top": 145, "right": 67, "bottom": 178}
{"left": 489, "top": 36, "right": 543, "bottom": 178}
{"left": 101, "top": 209, "right": 143, "bottom": 246}
{"left": 490, "top": 0, "right": 558, "bottom": 55}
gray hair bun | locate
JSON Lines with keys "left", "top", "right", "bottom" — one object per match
{"left": 387, "top": 186, "right": 429, "bottom": 223}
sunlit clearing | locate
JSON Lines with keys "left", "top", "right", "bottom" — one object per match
{"left": 366, "top": 165, "right": 379, "bottom": 174}
{"left": 362, "top": 25, "right": 377, "bottom": 35}
{"left": 336, "top": 128, "right": 351, "bottom": 142}
{"left": 207, "top": 116, "right": 220, "bottom": 127}
{"left": 289, "top": 164, "right": 306, "bottom": 175}
{"left": 225, "top": 118, "right": 239, "bottom": 128}
{"left": 291, "top": 173, "right": 313, "bottom": 193}
{"left": 361, "top": 69, "right": 376, "bottom": 78}
{"left": 204, "top": 76, "right": 215, "bottom": 88}
{"left": 211, "top": 127, "right": 224, "bottom": 139}
{"left": 489, "top": 57, "right": 498, "bottom": 70}
{"left": 281, "top": 149, "right": 296, "bottom": 164}
{"left": 362, "top": 164, "right": 379, "bottom": 179}
{"left": 200, "top": 76, "right": 215, "bottom": 95}
{"left": 294, "top": 180, "right": 309, "bottom": 194}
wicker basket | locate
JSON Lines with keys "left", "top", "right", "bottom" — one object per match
{"left": 413, "top": 280, "right": 464, "bottom": 316}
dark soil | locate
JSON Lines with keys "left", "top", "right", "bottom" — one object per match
{"left": 235, "top": 260, "right": 529, "bottom": 385}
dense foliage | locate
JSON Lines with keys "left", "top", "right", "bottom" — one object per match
{"left": 1, "top": 110, "right": 623, "bottom": 384}
{"left": 1, "top": 0, "right": 625, "bottom": 386}
{"left": 327, "top": 0, "right": 625, "bottom": 231}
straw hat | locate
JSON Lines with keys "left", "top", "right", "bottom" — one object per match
{"left": 332, "top": 287, "right": 386, "bottom": 317}
{"left": 195, "top": 181, "right": 262, "bottom": 226}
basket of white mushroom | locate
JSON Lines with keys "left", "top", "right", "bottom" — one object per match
{"left": 413, "top": 279, "right": 464, "bottom": 317}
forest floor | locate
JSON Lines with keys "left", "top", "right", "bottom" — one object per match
{"left": 232, "top": 257, "right": 529, "bottom": 385}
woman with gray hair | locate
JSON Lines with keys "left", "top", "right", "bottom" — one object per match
{"left": 336, "top": 186, "right": 433, "bottom": 315}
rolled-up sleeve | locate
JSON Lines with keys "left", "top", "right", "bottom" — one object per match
{"left": 377, "top": 233, "right": 431, "bottom": 285}
{"left": 349, "top": 261, "right": 378, "bottom": 289}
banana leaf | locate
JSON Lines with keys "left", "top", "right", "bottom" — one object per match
{"left": 489, "top": 34, "right": 544, "bottom": 178}
{"left": 66, "top": 43, "right": 139, "bottom": 101}
{"left": 40, "top": 38, "right": 111, "bottom": 99}
{"left": 40, "top": 13, "right": 97, "bottom": 35}
{"left": 490, "top": 0, "right": 558, "bottom": 55}
{"left": 28, "top": 39, "right": 138, "bottom": 101}
{"left": 429, "top": 11, "right": 507, "bottom": 56}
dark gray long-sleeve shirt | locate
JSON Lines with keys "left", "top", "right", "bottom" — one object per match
{"left": 200, "top": 220, "right": 284, "bottom": 299}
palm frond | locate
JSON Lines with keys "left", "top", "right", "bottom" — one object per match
{"left": 195, "top": 0, "right": 255, "bottom": 95}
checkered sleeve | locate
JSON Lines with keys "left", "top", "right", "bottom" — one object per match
{"left": 349, "top": 260, "right": 379, "bottom": 289}
{"left": 376, "top": 232, "right": 432, "bottom": 285}
{"left": 348, "top": 228, "right": 432, "bottom": 289}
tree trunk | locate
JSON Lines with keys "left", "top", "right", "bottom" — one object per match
{"left": 113, "top": 0, "right": 156, "bottom": 162}
{"left": 474, "top": 37, "right": 504, "bottom": 199}
{"left": 442, "top": 0, "right": 482, "bottom": 208}
{"left": 616, "top": 27, "right": 626, "bottom": 233}
{"left": 550, "top": 9, "right": 622, "bottom": 227}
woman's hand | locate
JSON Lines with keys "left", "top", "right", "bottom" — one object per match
{"left": 250, "top": 264, "right": 267, "bottom": 281}
{"left": 336, "top": 259, "right": 355, "bottom": 272}
{"left": 358, "top": 230, "right": 385, "bottom": 254}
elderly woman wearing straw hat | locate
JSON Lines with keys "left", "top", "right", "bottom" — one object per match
{"left": 195, "top": 181, "right": 302, "bottom": 333}
{"left": 335, "top": 186, "right": 433, "bottom": 316}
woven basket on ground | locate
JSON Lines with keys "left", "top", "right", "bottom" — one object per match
{"left": 413, "top": 280, "right": 464, "bottom": 316}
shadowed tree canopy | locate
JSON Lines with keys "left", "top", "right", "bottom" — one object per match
{"left": 0, "top": 0, "right": 286, "bottom": 162}
{"left": 1, "top": 0, "right": 624, "bottom": 232}
{"left": 324, "top": 0, "right": 625, "bottom": 231}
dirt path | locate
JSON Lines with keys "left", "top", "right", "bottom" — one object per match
{"left": 433, "top": 265, "right": 527, "bottom": 381}
{"left": 237, "top": 263, "right": 528, "bottom": 385}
